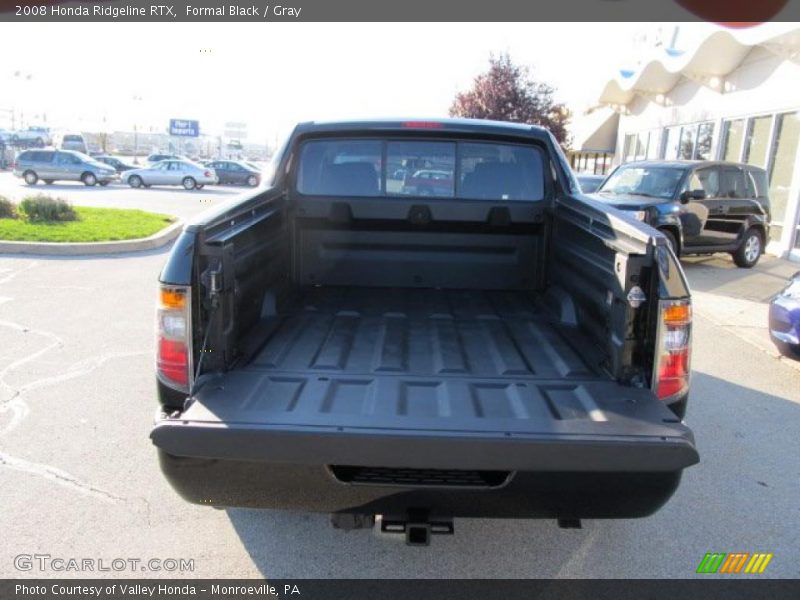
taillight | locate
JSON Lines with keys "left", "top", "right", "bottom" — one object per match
{"left": 204, "top": 170, "right": 211, "bottom": 177}
{"left": 157, "top": 285, "right": 192, "bottom": 391}
{"left": 653, "top": 299, "right": 691, "bottom": 401}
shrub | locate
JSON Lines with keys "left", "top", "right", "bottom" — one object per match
{"left": 19, "top": 195, "right": 78, "bottom": 222}
{"left": 0, "top": 196, "right": 17, "bottom": 219}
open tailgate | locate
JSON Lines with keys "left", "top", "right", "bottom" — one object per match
{"left": 152, "top": 374, "right": 698, "bottom": 473}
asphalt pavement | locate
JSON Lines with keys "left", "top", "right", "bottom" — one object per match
{"left": 0, "top": 171, "right": 243, "bottom": 221}
{"left": 0, "top": 175, "right": 798, "bottom": 578}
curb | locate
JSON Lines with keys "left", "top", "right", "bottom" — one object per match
{"left": 0, "top": 219, "right": 184, "bottom": 256}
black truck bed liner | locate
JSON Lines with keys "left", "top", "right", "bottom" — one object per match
{"left": 251, "top": 286, "right": 596, "bottom": 381}
{"left": 152, "top": 288, "right": 698, "bottom": 472}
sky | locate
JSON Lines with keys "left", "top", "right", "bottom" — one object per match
{"left": 0, "top": 22, "right": 720, "bottom": 147}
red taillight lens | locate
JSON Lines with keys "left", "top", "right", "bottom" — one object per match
{"left": 657, "top": 351, "right": 689, "bottom": 398}
{"left": 157, "top": 338, "right": 188, "bottom": 385}
{"left": 204, "top": 170, "right": 211, "bottom": 177}
{"left": 654, "top": 299, "right": 691, "bottom": 401}
{"left": 157, "top": 286, "right": 191, "bottom": 391}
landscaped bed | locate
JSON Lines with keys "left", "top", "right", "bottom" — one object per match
{"left": 0, "top": 195, "right": 174, "bottom": 243}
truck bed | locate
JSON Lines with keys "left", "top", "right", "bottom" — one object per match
{"left": 156, "top": 288, "right": 696, "bottom": 472}
{"left": 252, "top": 286, "right": 597, "bottom": 381}
{"left": 207, "top": 286, "right": 617, "bottom": 429}
{"left": 158, "top": 287, "right": 696, "bottom": 471}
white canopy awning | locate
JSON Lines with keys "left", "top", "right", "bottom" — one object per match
{"left": 599, "top": 25, "right": 800, "bottom": 106}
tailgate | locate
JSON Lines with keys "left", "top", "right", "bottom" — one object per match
{"left": 151, "top": 375, "right": 698, "bottom": 472}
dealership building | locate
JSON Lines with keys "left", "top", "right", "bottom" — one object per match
{"left": 574, "top": 24, "right": 800, "bottom": 262}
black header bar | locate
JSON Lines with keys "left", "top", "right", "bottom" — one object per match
{"left": 2, "top": 579, "right": 800, "bottom": 600}
{"left": 2, "top": 0, "right": 800, "bottom": 22}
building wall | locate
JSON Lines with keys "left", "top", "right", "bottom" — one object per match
{"left": 617, "top": 50, "right": 800, "bottom": 147}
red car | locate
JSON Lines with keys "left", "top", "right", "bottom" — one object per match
{"left": 403, "top": 169, "right": 453, "bottom": 196}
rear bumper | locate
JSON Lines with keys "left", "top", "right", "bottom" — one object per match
{"left": 157, "top": 451, "right": 685, "bottom": 519}
{"left": 151, "top": 410, "right": 698, "bottom": 518}
{"left": 152, "top": 417, "right": 698, "bottom": 473}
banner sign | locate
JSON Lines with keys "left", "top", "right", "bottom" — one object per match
{"left": 169, "top": 119, "right": 199, "bottom": 137}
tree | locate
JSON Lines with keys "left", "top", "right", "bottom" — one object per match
{"left": 449, "top": 53, "right": 571, "bottom": 145}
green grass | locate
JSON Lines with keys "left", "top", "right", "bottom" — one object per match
{"left": 0, "top": 207, "right": 175, "bottom": 242}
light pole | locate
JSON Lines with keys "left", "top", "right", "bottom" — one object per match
{"left": 101, "top": 115, "right": 108, "bottom": 153}
{"left": 0, "top": 108, "right": 13, "bottom": 129}
{"left": 131, "top": 94, "right": 143, "bottom": 164}
{"left": 11, "top": 71, "right": 34, "bottom": 130}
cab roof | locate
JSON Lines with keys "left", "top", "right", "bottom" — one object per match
{"left": 620, "top": 159, "right": 767, "bottom": 172}
{"left": 293, "top": 118, "right": 552, "bottom": 140}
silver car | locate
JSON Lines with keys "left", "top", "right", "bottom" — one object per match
{"left": 13, "top": 126, "right": 52, "bottom": 147}
{"left": 13, "top": 149, "right": 118, "bottom": 186}
{"left": 121, "top": 160, "right": 217, "bottom": 190}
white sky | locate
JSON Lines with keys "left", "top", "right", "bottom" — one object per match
{"left": 0, "top": 22, "right": 719, "bottom": 145}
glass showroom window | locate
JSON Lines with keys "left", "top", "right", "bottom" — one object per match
{"left": 663, "top": 126, "right": 681, "bottom": 160}
{"left": 743, "top": 115, "right": 772, "bottom": 168}
{"left": 635, "top": 132, "right": 648, "bottom": 161}
{"left": 767, "top": 111, "right": 800, "bottom": 243}
{"left": 720, "top": 119, "right": 745, "bottom": 162}
{"left": 623, "top": 134, "right": 636, "bottom": 163}
{"left": 646, "top": 129, "right": 661, "bottom": 159}
{"left": 664, "top": 122, "right": 713, "bottom": 160}
{"left": 678, "top": 124, "right": 697, "bottom": 159}
{"left": 695, "top": 122, "right": 714, "bottom": 160}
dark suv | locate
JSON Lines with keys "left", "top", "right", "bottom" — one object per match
{"left": 593, "top": 160, "right": 771, "bottom": 268}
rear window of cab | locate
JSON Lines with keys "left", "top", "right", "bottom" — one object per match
{"left": 296, "top": 138, "right": 546, "bottom": 201}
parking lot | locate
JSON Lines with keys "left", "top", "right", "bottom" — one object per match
{"left": 0, "top": 179, "right": 799, "bottom": 579}
{"left": 0, "top": 171, "right": 245, "bottom": 222}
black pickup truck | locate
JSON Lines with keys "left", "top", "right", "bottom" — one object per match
{"left": 151, "top": 119, "right": 698, "bottom": 544}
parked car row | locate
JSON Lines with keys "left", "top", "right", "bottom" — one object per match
{"left": 118, "top": 158, "right": 261, "bottom": 189}
{"left": 0, "top": 128, "right": 91, "bottom": 153}
{"left": 11, "top": 149, "right": 263, "bottom": 190}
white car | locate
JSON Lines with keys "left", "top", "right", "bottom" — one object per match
{"left": 121, "top": 159, "right": 218, "bottom": 190}
{"left": 56, "top": 132, "right": 88, "bottom": 154}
